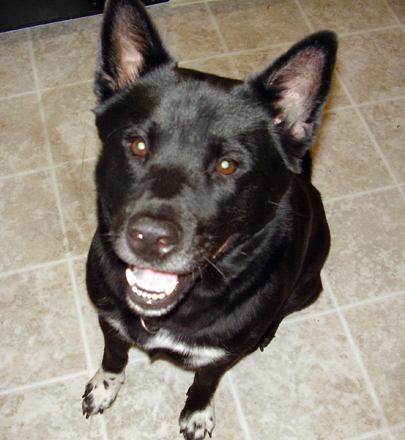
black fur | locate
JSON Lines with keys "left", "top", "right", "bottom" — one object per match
{"left": 82, "top": 1, "right": 337, "bottom": 439}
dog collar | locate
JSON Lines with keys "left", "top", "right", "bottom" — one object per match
{"left": 140, "top": 316, "right": 159, "bottom": 334}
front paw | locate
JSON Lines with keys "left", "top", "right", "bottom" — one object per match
{"left": 82, "top": 368, "right": 125, "bottom": 418}
{"left": 179, "top": 403, "right": 215, "bottom": 440}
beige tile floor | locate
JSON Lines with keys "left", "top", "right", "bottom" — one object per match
{"left": 0, "top": 0, "right": 404, "bottom": 439}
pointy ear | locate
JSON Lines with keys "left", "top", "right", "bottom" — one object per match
{"left": 95, "top": 0, "right": 173, "bottom": 102}
{"left": 250, "top": 31, "right": 337, "bottom": 173}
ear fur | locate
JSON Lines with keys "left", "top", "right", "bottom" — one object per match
{"left": 95, "top": 0, "right": 173, "bottom": 102}
{"left": 250, "top": 31, "right": 337, "bottom": 172}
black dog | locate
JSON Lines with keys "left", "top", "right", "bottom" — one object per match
{"left": 82, "top": 1, "right": 337, "bottom": 438}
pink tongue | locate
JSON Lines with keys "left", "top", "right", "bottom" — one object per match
{"left": 133, "top": 267, "right": 178, "bottom": 294}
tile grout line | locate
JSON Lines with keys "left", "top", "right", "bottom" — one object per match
{"left": 5, "top": 62, "right": 403, "bottom": 112}
{"left": 278, "top": 287, "right": 405, "bottom": 334}
{"left": 0, "top": 257, "right": 69, "bottom": 278}
{"left": 0, "top": 164, "right": 54, "bottom": 182}
{"left": 383, "top": 0, "right": 405, "bottom": 31}
{"left": 67, "top": 257, "right": 94, "bottom": 372}
{"left": 0, "top": 78, "right": 94, "bottom": 102}
{"left": 324, "top": 92, "right": 405, "bottom": 113}
{"left": 287, "top": 8, "right": 401, "bottom": 434}
{"left": 0, "top": 370, "right": 90, "bottom": 397}
{"left": 204, "top": 1, "right": 241, "bottom": 79}
{"left": 322, "top": 272, "right": 393, "bottom": 439}
{"left": 388, "top": 1, "right": 405, "bottom": 39}
{"left": 0, "top": 89, "right": 38, "bottom": 101}
{"left": 335, "top": 71, "right": 405, "bottom": 201}
{"left": 295, "top": 0, "right": 402, "bottom": 38}
{"left": 27, "top": 27, "right": 70, "bottom": 249}
{"left": 0, "top": 368, "right": 109, "bottom": 438}
{"left": 23, "top": 13, "right": 103, "bottom": 34}
{"left": 0, "top": 256, "right": 95, "bottom": 381}
{"left": 99, "top": 416, "right": 109, "bottom": 440}
{"left": 0, "top": 156, "right": 96, "bottom": 183}
{"left": 324, "top": 19, "right": 405, "bottom": 203}
{"left": 225, "top": 372, "right": 252, "bottom": 440}
{"left": 323, "top": 183, "right": 403, "bottom": 204}
{"left": 0, "top": 253, "right": 87, "bottom": 279}
{"left": 355, "top": 93, "right": 405, "bottom": 107}
{"left": 27, "top": 26, "right": 97, "bottom": 387}
{"left": 39, "top": 78, "right": 94, "bottom": 93}
{"left": 283, "top": 308, "right": 338, "bottom": 327}
{"left": 294, "top": 0, "right": 316, "bottom": 33}
{"left": 170, "top": 0, "right": 216, "bottom": 7}
{"left": 93, "top": 386, "right": 110, "bottom": 440}
{"left": 387, "top": 421, "right": 405, "bottom": 437}
{"left": 297, "top": 0, "right": 405, "bottom": 202}
{"left": 180, "top": 40, "right": 300, "bottom": 66}
{"left": 336, "top": 289, "right": 405, "bottom": 314}
{"left": 337, "top": 24, "right": 403, "bottom": 37}
{"left": 346, "top": 427, "right": 393, "bottom": 440}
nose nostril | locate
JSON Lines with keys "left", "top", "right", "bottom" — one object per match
{"left": 157, "top": 236, "right": 178, "bottom": 255}
{"left": 158, "top": 237, "right": 168, "bottom": 247}
{"left": 159, "top": 236, "right": 176, "bottom": 246}
{"left": 134, "top": 232, "right": 144, "bottom": 241}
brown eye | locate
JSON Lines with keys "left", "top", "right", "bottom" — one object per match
{"left": 131, "top": 139, "right": 148, "bottom": 156}
{"left": 216, "top": 159, "right": 236, "bottom": 175}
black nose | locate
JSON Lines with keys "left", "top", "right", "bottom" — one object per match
{"left": 127, "top": 216, "right": 180, "bottom": 260}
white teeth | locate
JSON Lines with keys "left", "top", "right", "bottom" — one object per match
{"left": 131, "top": 285, "right": 167, "bottom": 301}
{"left": 164, "top": 280, "right": 178, "bottom": 295}
{"left": 126, "top": 267, "right": 178, "bottom": 302}
{"left": 125, "top": 268, "right": 137, "bottom": 287}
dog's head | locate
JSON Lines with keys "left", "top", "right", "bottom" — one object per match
{"left": 93, "top": 0, "right": 337, "bottom": 317}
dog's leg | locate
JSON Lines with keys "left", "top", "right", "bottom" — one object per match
{"left": 82, "top": 316, "right": 131, "bottom": 418}
{"left": 180, "top": 364, "right": 229, "bottom": 440}
{"left": 259, "top": 319, "right": 282, "bottom": 352}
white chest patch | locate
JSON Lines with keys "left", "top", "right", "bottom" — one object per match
{"left": 144, "top": 330, "right": 227, "bottom": 368}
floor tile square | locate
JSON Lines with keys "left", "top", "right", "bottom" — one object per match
{"left": 0, "top": 29, "right": 36, "bottom": 98}
{"left": 0, "top": 376, "right": 103, "bottom": 439}
{"left": 179, "top": 56, "right": 237, "bottom": 79}
{"left": 31, "top": 15, "right": 101, "bottom": 89}
{"left": 232, "top": 313, "right": 383, "bottom": 439}
{"left": 103, "top": 360, "right": 244, "bottom": 440}
{"left": 209, "top": 0, "right": 310, "bottom": 52}
{"left": 391, "top": 425, "right": 405, "bottom": 440}
{"left": 300, "top": 0, "right": 397, "bottom": 32}
{"left": 149, "top": 2, "right": 227, "bottom": 61}
{"left": 343, "top": 294, "right": 405, "bottom": 425}
{"left": 42, "top": 83, "right": 99, "bottom": 165}
{"left": 0, "top": 172, "right": 65, "bottom": 272}
{"left": 387, "top": 0, "right": 405, "bottom": 23}
{"left": 325, "top": 189, "right": 405, "bottom": 305}
{"left": 55, "top": 160, "right": 97, "bottom": 257}
{"left": 0, "top": 95, "right": 49, "bottom": 176}
{"left": 360, "top": 98, "right": 405, "bottom": 184}
{"left": 311, "top": 108, "right": 394, "bottom": 199}
{"left": 338, "top": 29, "right": 405, "bottom": 104}
{"left": 0, "top": 263, "right": 86, "bottom": 390}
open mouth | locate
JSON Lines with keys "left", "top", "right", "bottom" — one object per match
{"left": 124, "top": 237, "right": 232, "bottom": 317}
{"left": 125, "top": 266, "right": 191, "bottom": 316}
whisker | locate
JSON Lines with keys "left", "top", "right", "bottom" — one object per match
{"left": 202, "top": 256, "right": 228, "bottom": 282}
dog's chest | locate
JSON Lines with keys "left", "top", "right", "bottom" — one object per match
{"left": 105, "top": 314, "right": 227, "bottom": 368}
{"left": 143, "top": 330, "right": 227, "bottom": 368}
